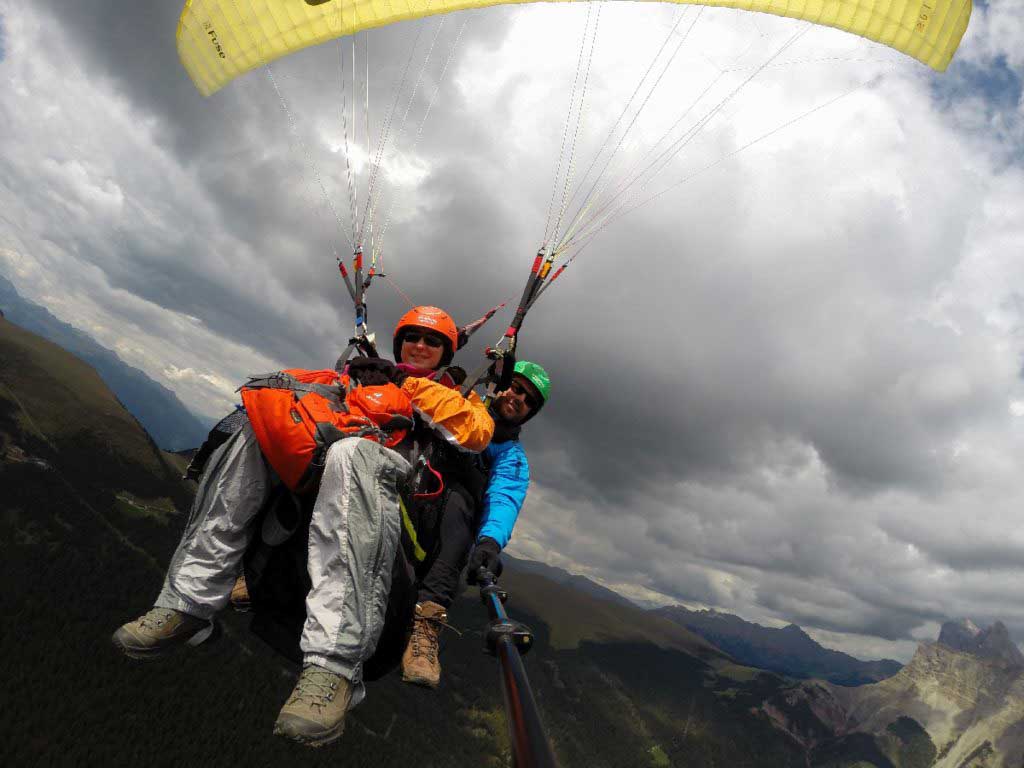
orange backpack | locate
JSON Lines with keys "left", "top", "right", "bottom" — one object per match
{"left": 240, "top": 368, "right": 413, "bottom": 492}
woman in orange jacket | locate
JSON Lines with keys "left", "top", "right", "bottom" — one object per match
{"left": 112, "top": 306, "right": 492, "bottom": 747}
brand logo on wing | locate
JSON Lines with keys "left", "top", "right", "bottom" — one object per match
{"left": 202, "top": 21, "right": 227, "bottom": 59}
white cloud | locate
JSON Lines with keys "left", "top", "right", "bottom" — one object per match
{"left": 960, "top": 1, "right": 1024, "bottom": 70}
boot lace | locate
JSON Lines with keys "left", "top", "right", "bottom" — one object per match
{"left": 410, "top": 609, "right": 461, "bottom": 662}
{"left": 138, "top": 608, "right": 178, "bottom": 629}
{"left": 290, "top": 667, "right": 341, "bottom": 709}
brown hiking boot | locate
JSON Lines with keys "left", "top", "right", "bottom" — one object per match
{"left": 230, "top": 573, "right": 251, "bottom": 612}
{"left": 273, "top": 665, "right": 352, "bottom": 747}
{"left": 401, "top": 601, "right": 449, "bottom": 688}
{"left": 112, "top": 607, "right": 212, "bottom": 660}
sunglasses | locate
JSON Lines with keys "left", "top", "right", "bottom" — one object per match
{"left": 402, "top": 331, "right": 445, "bottom": 349}
{"left": 509, "top": 380, "right": 540, "bottom": 410}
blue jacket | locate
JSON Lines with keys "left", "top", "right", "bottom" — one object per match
{"left": 476, "top": 439, "right": 529, "bottom": 549}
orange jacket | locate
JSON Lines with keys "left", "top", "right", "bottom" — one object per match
{"left": 400, "top": 375, "right": 493, "bottom": 453}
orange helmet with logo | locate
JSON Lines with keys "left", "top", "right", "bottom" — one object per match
{"left": 393, "top": 306, "right": 459, "bottom": 366}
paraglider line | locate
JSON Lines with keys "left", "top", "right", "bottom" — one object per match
{"left": 374, "top": 18, "right": 470, "bottom": 264}
{"left": 543, "top": 3, "right": 597, "bottom": 245}
{"left": 568, "top": 68, "right": 725, "bottom": 245}
{"left": 264, "top": 65, "right": 356, "bottom": 253}
{"left": 559, "top": 8, "right": 703, "bottom": 249}
{"left": 367, "top": 18, "right": 448, "bottom": 266}
{"left": 382, "top": 274, "right": 418, "bottom": 309}
{"left": 568, "top": 69, "right": 882, "bottom": 254}
{"left": 560, "top": 24, "right": 809, "bottom": 252}
{"left": 639, "top": 73, "right": 885, "bottom": 213}
{"left": 552, "top": 3, "right": 603, "bottom": 246}
{"left": 360, "top": 24, "right": 427, "bottom": 249}
{"left": 559, "top": 7, "right": 694, "bottom": 237}
{"left": 339, "top": 39, "right": 360, "bottom": 248}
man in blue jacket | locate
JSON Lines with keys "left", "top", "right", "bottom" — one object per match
{"left": 401, "top": 361, "right": 551, "bottom": 688}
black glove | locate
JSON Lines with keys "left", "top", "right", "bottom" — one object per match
{"left": 347, "top": 356, "right": 396, "bottom": 387}
{"left": 488, "top": 353, "right": 515, "bottom": 394}
{"left": 467, "top": 536, "right": 502, "bottom": 584}
{"left": 390, "top": 366, "right": 410, "bottom": 387}
{"left": 445, "top": 365, "right": 467, "bottom": 386}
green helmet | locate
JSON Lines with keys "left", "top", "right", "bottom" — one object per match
{"left": 513, "top": 360, "right": 551, "bottom": 403}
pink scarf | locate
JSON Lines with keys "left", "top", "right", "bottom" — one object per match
{"left": 396, "top": 362, "right": 458, "bottom": 389}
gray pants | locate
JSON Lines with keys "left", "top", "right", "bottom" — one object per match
{"left": 155, "top": 423, "right": 410, "bottom": 703}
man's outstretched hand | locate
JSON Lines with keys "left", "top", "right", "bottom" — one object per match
{"left": 467, "top": 537, "right": 502, "bottom": 584}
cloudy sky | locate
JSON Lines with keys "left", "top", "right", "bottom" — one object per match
{"left": 2, "top": 0, "right": 1023, "bottom": 662}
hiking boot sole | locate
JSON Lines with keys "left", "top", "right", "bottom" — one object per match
{"left": 112, "top": 634, "right": 169, "bottom": 661}
{"left": 273, "top": 718, "right": 347, "bottom": 748}
{"left": 111, "top": 620, "right": 218, "bottom": 660}
{"left": 401, "top": 670, "right": 440, "bottom": 689}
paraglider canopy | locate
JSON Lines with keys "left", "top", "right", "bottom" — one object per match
{"left": 178, "top": 0, "right": 972, "bottom": 97}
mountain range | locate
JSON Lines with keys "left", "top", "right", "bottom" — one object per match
{"left": 769, "top": 618, "right": 1024, "bottom": 767}
{"left": 654, "top": 605, "right": 903, "bottom": 686}
{"left": 0, "top": 274, "right": 208, "bottom": 450}
{"left": 503, "top": 554, "right": 641, "bottom": 610}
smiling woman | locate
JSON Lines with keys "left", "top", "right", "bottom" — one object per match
{"left": 177, "top": 0, "right": 973, "bottom": 98}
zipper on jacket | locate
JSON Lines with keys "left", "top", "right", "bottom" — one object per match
{"left": 370, "top": 480, "right": 387, "bottom": 580}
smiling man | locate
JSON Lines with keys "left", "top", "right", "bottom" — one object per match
{"left": 401, "top": 360, "right": 551, "bottom": 688}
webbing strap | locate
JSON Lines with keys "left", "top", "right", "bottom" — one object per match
{"left": 335, "top": 336, "right": 381, "bottom": 372}
{"left": 506, "top": 251, "right": 543, "bottom": 342}
{"left": 242, "top": 373, "right": 345, "bottom": 403}
{"left": 335, "top": 343, "right": 359, "bottom": 372}
{"left": 458, "top": 302, "right": 506, "bottom": 350}
{"left": 461, "top": 357, "right": 493, "bottom": 397}
{"left": 399, "top": 497, "right": 427, "bottom": 562}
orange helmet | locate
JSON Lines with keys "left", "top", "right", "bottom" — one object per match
{"left": 393, "top": 306, "right": 458, "bottom": 366}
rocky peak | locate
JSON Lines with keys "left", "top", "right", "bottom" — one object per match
{"left": 937, "top": 618, "right": 980, "bottom": 651}
{"left": 937, "top": 619, "right": 1024, "bottom": 667}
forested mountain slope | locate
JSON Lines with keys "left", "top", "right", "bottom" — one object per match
{"left": 0, "top": 275, "right": 208, "bottom": 450}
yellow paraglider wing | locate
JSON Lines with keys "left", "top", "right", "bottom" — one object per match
{"left": 178, "top": 0, "right": 972, "bottom": 96}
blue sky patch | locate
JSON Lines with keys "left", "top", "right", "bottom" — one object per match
{"left": 0, "top": 13, "right": 6, "bottom": 63}
{"left": 931, "top": 52, "right": 1023, "bottom": 160}
{"left": 934, "top": 55, "right": 1022, "bottom": 114}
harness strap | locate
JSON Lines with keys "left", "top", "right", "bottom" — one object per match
{"left": 335, "top": 342, "right": 359, "bottom": 372}
{"left": 399, "top": 497, "right": 427, "bottom": 562}
{"left": 241, "top": 373, "right": 348, "bottom": 408}
{"left": 334, "top": 335, "right": 380, "bottom": 372}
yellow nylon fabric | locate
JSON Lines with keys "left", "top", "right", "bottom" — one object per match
{"left": 178, "top": 0, "right": 971, "bottom": 96}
